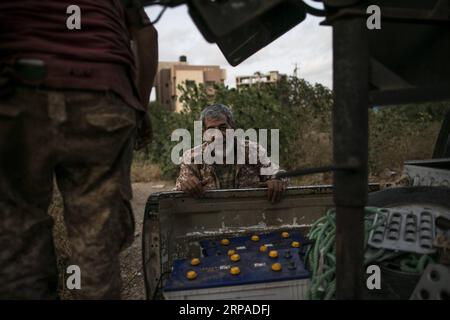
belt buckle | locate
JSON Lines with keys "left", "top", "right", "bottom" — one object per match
{"left": 15, "top": 58, "right": 47, "bottom": 82}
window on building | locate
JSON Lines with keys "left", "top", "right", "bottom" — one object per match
{"left": 186, "top": 80, "right": 196, "bottom": 88}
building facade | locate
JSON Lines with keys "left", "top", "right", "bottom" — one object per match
{"left": 236, "top": 71, "right": 287, "bottom": 89}
{"left": 154, "top": 56, "right": 227, "bottom": 112}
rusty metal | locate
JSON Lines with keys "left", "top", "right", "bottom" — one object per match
{"left": 434, "top": 235, "right": 450, "bottom": 265}
{"left": 140, "top": 0, "right": 450, "bottom": 299}
{"left": 275, "top": 162, "right": 359, "bottom": 179}
{"left": 327, "top": 0, "right": 450, "bottom": 299}
{"left": 369, "top": 87, "right": 450, "bottom": 106}
{"left": 322, "top": 7, "right": 450, "bottom": 26}
{"left": 410, "top": 263, "right": 450, "bottom": 299}
{"left": 332, "top": 15, "right": 369, "bottom": 299}
{"left": 403, "top": 159, "right": 450, "bottom": 187}
{"left": 433, "top": 110, "right": 450, "bottom": 158}
{"left": 142, "top": 200, "right": 162, "bottom": 299}
{"left": 142, "top": 185, "right": 370, "bottom": 299}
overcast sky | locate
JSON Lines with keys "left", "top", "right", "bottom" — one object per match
{"left": 145, "top": 3, "right": 332, "bottom": 93}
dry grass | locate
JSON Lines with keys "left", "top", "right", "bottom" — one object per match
{"left": 131, "top": 159, "right": 162, "bottom": 182}
{"left": 369, "top": 121, "right": 441, "bottom": 176}
{"left": 280, "top": 119, "right": 442, "bottom": 186}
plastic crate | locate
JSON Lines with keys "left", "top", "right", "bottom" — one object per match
{"left": 164, "top": 278, "right": 310, "bottom": 300}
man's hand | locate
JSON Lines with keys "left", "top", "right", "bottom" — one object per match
{"left": 266, "top": 179, "right": 285, "bottom": 203}
{"left": 134, "top": 113, "right": 153, "bottom": 151}
{"left": 180, "top": 176, "right": 209, "bottom": 198}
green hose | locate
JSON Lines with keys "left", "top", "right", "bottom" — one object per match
{"left": 306, "top": 207, "right": 434, "bottom": 300}
{"left": 400, "top": 254, "right": 433, "bottom": 274}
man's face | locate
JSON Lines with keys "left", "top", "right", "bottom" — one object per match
{"left": 204, "top": 117, "right": 233, "bottom": 159}
{"left": 204, "top": 117, "right": 231, "bottom": 137}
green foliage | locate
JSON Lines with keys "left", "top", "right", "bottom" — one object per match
{"left": 369, "top": 102, "right": 449, "bottom": 173}
{"left": 138, "top": 76, "right": 448, "bottom": 181}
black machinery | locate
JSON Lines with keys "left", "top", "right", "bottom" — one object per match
{"left": 141, "top": 0, "right": 450, "bottom": 299}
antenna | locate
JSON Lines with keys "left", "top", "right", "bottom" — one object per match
{"left": 293, "top": 63, "right": 299, "bottom": 78}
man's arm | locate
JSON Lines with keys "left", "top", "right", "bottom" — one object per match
{"left": 130, "top": 23, "right": 158, "bottom": 106}
{"left": 175, "top": 163, "right": 195, "bottom": 190}
{"left": 126, "top": 7, "right": 158, "bottom": 150}
{"left": 175, "top": 163, "right": 207, "bottom": 198}
{"left": 256, "top": 142, "right": 288, "bottom": 203}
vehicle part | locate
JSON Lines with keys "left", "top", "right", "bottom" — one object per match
{"left": 163, "top": 232, "right": 310, "bottom": 300}
{"left": 410, "top": 263, "right": 450, "bottom": 300}
{"left": 367, "top": 207, "right": 438, "bottom": 254}
{"left": 403, "top": 158, "right": 450, "bottom": 188}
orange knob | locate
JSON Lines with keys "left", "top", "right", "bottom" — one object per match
{"left": 186, "top": 270, "right": 197, "bottom": 280}
{"left": 272, "top": 263, "right": 282, "bottom": 272}
{"left": 230, "top": 254, "right": 240, "bottom": 262}
{"left": 230, "top": 266, "right": 240, "bottom": 275}
{"left": 269, "top": 250, "right": 279, "bottom": 258}
{"left": 190, "top": 258, "right": 200, "bottom": 266}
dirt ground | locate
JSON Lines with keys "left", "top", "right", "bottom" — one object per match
{"left": 120, "top": 181, "right": 174, "bottom": 300}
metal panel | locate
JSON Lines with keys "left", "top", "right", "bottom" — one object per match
{"left": 403, "top": 164, "right": 450, "bottom": 187}
{"left": 142, "top": 185, "right": 379, "bottom": 299}
{"left": 332, "top": 16, "right": 369, "bottom": 299}
{"left": 410, "top": 263, "right": 450, "bottom": 300}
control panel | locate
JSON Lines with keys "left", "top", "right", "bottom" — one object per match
{"left": 163, "top": 231, "right": 310, "bottom": 293}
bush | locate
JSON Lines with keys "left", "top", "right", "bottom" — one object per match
{"left": 369, "top": 102, "right": 449, "bottom": 174}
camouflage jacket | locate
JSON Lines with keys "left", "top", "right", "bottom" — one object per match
{"left": 175, "top": 139, "right": 287, "bottom": 190}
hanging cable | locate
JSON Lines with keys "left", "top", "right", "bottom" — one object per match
{"left": 151, "top": 6, "right": 168, "bottom": 24}
{"left": 301, "top": 0, "right": 327, "bottom": 17}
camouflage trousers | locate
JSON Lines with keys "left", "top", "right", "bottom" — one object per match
{"left": 0, "top": 86, "right": 137, "bottom": 299}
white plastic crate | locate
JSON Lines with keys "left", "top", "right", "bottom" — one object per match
{"left": 163, "top": 278, "right": 310, "bottom": 300}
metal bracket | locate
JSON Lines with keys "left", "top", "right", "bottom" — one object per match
{"left": 322, "top": 4, "right": 450, "bottom": 26}
{"left": 370, "top": 58, "right": 413, "bottom": 90}
{"left": 410, "top": 263, "right": 450, "bottom": 299}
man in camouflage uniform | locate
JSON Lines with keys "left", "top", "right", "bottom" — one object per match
{"left": 175, "top": 104, "right": 287, "bottom": 203}
{"left": 0, "top": 1, "right": 157, "bottom": 299}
